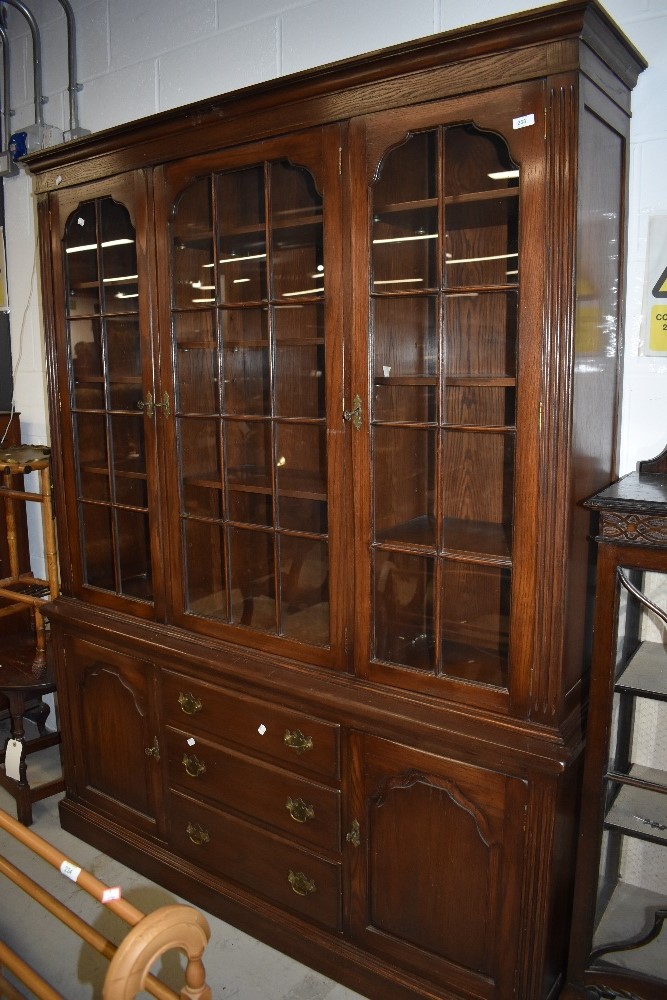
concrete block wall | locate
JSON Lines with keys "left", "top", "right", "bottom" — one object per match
{"left": 1, "top": 0, "right": 666, "bottom": 558}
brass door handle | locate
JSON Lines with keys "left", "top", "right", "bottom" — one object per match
{"left": 137, "top": 392, "right": 171, "bottom": 418}
{"left": 178, "top": 691, "right": 203, "bottom": 715}
{"left": 288, "top": 870, "right": 316, "bottom": 896}
{"left": 343, "top": 394, "right": 362, "bottom": 430}
{"left": 182, "top": 752, "right": 206, "bottom": 778}
{"left": 284, "top": 729, "right": 313, "bottom": 755}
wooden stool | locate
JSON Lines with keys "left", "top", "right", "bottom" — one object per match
{"left": 0, "top": 630, "right": 64, "bottom": 825}
{"left": 0, "top": 445, "right": 59, "bottom": 678}
{"left": 0, "top": 445, "right": 63, "bottom": 825}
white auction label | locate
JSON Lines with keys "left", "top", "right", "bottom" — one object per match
{"left": 60, "top": 860, "right": 82, "bottom": 882}
{"left": 4, "top": 739, "right": 21, "bottom": 781}
{"left": 513, "top": 113, "right": 535, "bottom": 130}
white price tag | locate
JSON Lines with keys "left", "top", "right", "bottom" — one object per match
{"left": 60, "top": 860, "right": 82, "bottom": 882}
{"left": 4, "top": 739, "right": 21, "bottom": 781}
{"left": 513, "top": 113, "right": 535, "bottom": 130}
{"left": 102, "top": 887, "right": 122, "bottom": 903}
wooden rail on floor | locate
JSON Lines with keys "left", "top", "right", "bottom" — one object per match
{"left": 0, "top": 808, "right": 212, "bottom": 999}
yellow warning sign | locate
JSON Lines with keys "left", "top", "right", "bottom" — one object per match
{"left": 643, "top": 216, "right": 667, "bottom": 355}
{"left": 653, "top": 263, "right": 667, "bottom": 299}
{"left": 650, "top": 305, "right": 667, "bottom": 352}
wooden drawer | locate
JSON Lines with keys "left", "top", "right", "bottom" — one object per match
{"left": 165, "top": 726, "right": 341, "bottom": 854}
{"left": 168, "top": 789, "right": 342, "bottom": 931}
{"left": 162, "top": 671, "right": 339, "bottom": 781}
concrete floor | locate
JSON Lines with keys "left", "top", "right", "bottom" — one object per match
{"left": 0, "top": 722, "right": 367, "bottom": 1000}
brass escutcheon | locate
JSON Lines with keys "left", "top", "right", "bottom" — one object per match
{"left": 286, "top": 796, "right": 315, "bottom": 824}
{"left": 283, "top": 729, "right": 313, "bottom": 755}
{"left": 144, "top": 737, "right": 160, "bottom": 761}
{"left": 186, "top": 822, "right": 210, "bottom": 846}
{"left": 288, "top": 870, "right": 316, "bottom": 896}
{"left": 346, "top": 819, "right": 361, "bottom": 847}
{"left": 182, "top": 752, "right": 206, "bottom": 778}
{"left": 178, "top": 691, "right": 203, "bottom": 715}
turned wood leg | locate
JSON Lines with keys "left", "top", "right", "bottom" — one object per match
{"left": 6, "top": 691, "right": 33, "bottom": 826}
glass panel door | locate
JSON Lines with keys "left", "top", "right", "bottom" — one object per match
{"left": 63, "top": 195, "right": 153, "bottom": 604}
{"left": 170, "top": 156, "right": 331, "bottom": 651}
{"left": 369, "top": 122, "right": 519, "bottom": 690}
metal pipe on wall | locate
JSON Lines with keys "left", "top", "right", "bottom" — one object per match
{"left": 1, "top": 0, "right": 43, "bottom": 128}
{"left": 54, "top": 0, "right": 87, "bottom": 140}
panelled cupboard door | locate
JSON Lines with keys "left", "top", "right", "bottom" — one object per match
{"left": 346, "top": 734, "right": 528, "bottom": 1000}
{"left": 154, "top": 127, "right": 348, "bottom": 669}
{"left": 60, "top": 634, "right": 163, "bottom": 838}
{"left": 46, "top": 172, "right": 163, "bottom": 619}
{"left": 348, "top": 82, "right": 546, "bottom": 714}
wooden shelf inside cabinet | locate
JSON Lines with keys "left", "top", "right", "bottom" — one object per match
{"left": 376, "top": 516, "right": 511, "bottom": 562}
{"left": 591, "top": 881, "right": 667, "bottom": 983}
{"left": 374, "top": 188, "right": 518, "bottom": 217}
{"left": 608, "top": 764, "right": 667, "bottom": 794}
{"left": 175, "top": 210, "right": 322, "bottom": 246}
{"left": 604, "top": 784, "right": 667, "bottom": 846}
{"left": 375, "top": 375, "right": 438, "bottom": 386}
{"left": 79, "top": 458, "right": 148, "bottom": 479}
{"left": 616, "top": 641, "right": 667, "bottom": 699}
{"left": 373, "top": 374, "right": 517, "bottom": 385}
{"left": 230, "top": 468, "right": 326, "bottom": 501}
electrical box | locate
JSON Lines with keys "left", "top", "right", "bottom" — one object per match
{"left": 9, "top": 123, "right": 63, "bottom": 161}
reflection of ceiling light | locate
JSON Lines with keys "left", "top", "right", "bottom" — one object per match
{"left": 373, "top": 234, "right": 438, "bottom": 245}
{"left": 282, "top": 288, "right": 324, "bottom": 298}
{"left": 217, "top": 253, "right": 267, "bottom": 265}
{"left": 488, "top": 170, "right": 520, "bottom": 180}
{"left": 373, "top": 278, "right": 424, "bottom": 285}
{"left": 233, "top": 278, "right": 251, "bottom": 284}
{"left": 66, "top": 238, "right": 134, "bottom": 254}
{"left": 447, "top": 252, "right": 518, "bottom": 265}
{"left": 104, "top": 274, "right": 138, "bottom": 283}
{"left": 506, "top": 269, "right": 519, "bottom": 276}
{"left": 191, "top": 281, "right": 215, "bottom": 289}
{"left": 192, "top": 297, "right": 215, "bottom": 303}
{"left": 116, "top": 292, "right": 139, "bottom": 299}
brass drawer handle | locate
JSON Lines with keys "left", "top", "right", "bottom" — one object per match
{"left": 178, "top": 691, "right": 203, "bottom": 716}
{"left": 182, "top": 752, "right": 206, "bottom": 778}
{"left": 186, "top": 822, "right": 210, "bottom": 846}
{"left": 284, "top": 729, "right": 313, "bottom": 755}
{"left": 286, "top": 796, "right": 315, "bottom": 824}
{"left": 288, "top": 870, "right": 316, "bottom": 896}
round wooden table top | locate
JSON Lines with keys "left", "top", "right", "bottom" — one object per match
{"left": 0, "top": 632, "right": 56, "bottom": 691}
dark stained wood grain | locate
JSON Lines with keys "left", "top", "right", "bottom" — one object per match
{"left": 30, "top": 5, "right": 646, "bottom": 998}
